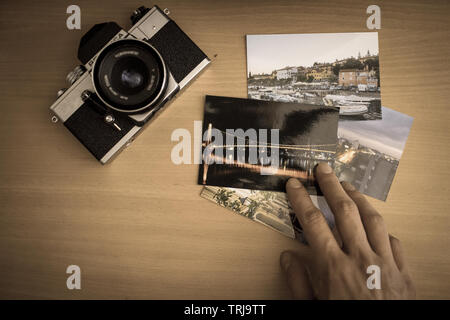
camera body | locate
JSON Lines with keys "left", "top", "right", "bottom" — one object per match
{"left": 50, "top": 5, "right": 210, "bottom": 163}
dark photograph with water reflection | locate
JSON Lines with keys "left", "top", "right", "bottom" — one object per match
{"left": 198, "top": 95, "right": 339, "bottom": 195}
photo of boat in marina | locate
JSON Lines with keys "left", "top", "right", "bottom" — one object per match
{"left": 246, "top": 32, "right": 382, "bottom": 120}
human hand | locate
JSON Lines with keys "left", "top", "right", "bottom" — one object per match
{"left": 280, "top": 163, "right": 415, "bottom": 299}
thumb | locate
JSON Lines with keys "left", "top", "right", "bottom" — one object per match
{"left": 280, "top": 250, "right": 314, "bottom": 300}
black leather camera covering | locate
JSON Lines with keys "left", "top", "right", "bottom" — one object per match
{"left": 147, "top": 20, "right": 208, "bottom": 83}
{"left": 64, "top": 101, "right": 136, "bottom": 160}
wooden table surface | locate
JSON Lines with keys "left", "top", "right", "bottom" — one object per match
{"left": 0, "top": 0, "right": 449, "bottom": 299}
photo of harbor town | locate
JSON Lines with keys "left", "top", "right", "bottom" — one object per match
{"left": 246, "top": 32, "right": 381, "bottom": 120}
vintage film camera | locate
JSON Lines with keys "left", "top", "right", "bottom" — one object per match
{"left": 50, "top": 5, "right": 210, "bottom": 163}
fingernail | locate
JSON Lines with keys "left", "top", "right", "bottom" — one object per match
{"left": 317, "top": 162, "right": 332, "bottom": 174}
{"left": 389, "top": 234, "right": 398, "bottom": 241}
{"left": 280, "top": 251, "right": 292, "bottom": 272}
{"left": 287, "top": 178, "right": 302, "bottom": 189}
{"left": 341, "top": 181, "right": 356, "bottom": 191}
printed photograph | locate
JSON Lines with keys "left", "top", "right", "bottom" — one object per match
{"left": 200, "top": 186, "right": 334, "bottom": 242}
{"left": 198, "top": 95, "right": 339, "bottom": 194}
{"left": 246, "top": 32, "right": 382, "bottom": 120}
{"left": 335, "top": 107, "right": 413, "bottom": 201}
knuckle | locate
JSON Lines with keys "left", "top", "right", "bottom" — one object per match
{"left": 352, "top": 193, "right": 367, "bottom": 204}
{"left": 341, "top": 181, "right": 357, "bottom": 193}
{"left": 365, "top": 212, "right": 384, "bottom": 226}
{"left": 336, "top": 199, "right": 358, "bottom": 217}
{"left": 323, "top": 237, "right": 339, "bottom": 255}
{"left": 351, "top": 242, "right": 376, "bottom": 262}
{"left": 326, "top": 250, "right": 346, "bottom": 272}
{"left": 302, "top": 208, "right": 323, "bottom": 225}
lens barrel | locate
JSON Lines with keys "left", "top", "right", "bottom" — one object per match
{"left": 92, "top": 39, "right": 167, "bottom": 113}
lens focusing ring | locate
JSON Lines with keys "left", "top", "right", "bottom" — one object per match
{"left": 92, "top": 39, "right": 167, "bottom": 114}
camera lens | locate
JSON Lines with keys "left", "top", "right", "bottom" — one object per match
{"left": 120, "top": 68, "right": 144, "bottom": 89}
{"left": 111, "top": 56, "right": 149, "bottom": 95}
{"left": 92, "top": 39, "right": 167, "bottom": 113}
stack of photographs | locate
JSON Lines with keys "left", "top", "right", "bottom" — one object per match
{"left": 199, "top": 32, "right": 412, "bottom": 241}
{"left": 198, "top": 95, "right": 338, "bottom": 242}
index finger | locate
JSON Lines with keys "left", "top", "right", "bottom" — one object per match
{"left": 314, "top": 163, "right": 371, "bottom": 254}
{"left": 286, "top": 178, "right": 339, "bottom": 252}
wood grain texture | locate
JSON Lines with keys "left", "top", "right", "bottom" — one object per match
{"left": 0, "top": 0, "right": 449, "bottom": 299}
